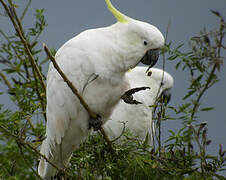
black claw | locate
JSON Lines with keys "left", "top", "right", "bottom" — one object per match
{"left": 121, "top": 87, "right": 150, "bottom": 105}
{"left": 121, "top": 93, "right": 142, "bottom": 104}
{"left": 88, "top": 114, "right": 102, "bottom": 131}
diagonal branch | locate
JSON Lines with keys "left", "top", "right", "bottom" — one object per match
{"left": 0, "top": 125, "right": 70, "bottom": 178}
{"left": 0, "top": 0, "right": 46, "bottom": 92}
{"left": 20, "top": 0, "right": 32, "bottom": 21}
{"left": 43, "top": 44, "right": 96, "bottom": 119}
{"left": 0, "top": 0, "right": 47, "bottom": 121}
{"left": 43, "top": 44, "right": 114, "bottom": 153}
{"left": 0, "top": 71, "right": 12, "bottom": 89}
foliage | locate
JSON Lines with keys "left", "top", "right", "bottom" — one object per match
{"left": 0, "top": 0, "right": 225, "bottom": 179}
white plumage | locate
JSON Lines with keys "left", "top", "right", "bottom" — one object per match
{"left": 103, "top": 66, "right": 174, "bottom": 145}
{"left": 38, "top": 0, "right": 165, "bottom": 178}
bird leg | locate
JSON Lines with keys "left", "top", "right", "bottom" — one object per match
{"left": 88, "top": 114, "right": 102, "bottom": 131}
{"left": 121, "top": 86, "right": 150, "bottom": 105}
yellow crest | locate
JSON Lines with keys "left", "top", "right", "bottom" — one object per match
{"left": 105, "top": 0, "right": 129, "bottom": 23}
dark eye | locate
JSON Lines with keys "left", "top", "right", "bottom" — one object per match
{"left": 147, "top": 71, "right": 152, "bottom": 76}
{"left": 143, "top": 40, "right": 148, "bottom": 46}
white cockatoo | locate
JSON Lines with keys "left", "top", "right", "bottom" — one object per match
{"left": 38, "top": 0, "right": 165, "bottom": 178}
{"left": 103, "top": 66, "right": 174, "bottom": 146}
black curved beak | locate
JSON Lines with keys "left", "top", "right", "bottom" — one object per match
{"left": 159, "top": 89, "right": 171, "bottom": 104}
{"left": 140, "top": 49, "right": 160, "bottom": 67}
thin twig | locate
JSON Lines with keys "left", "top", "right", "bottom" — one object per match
{"left": 12, "top": 44, "right": 31, "bottom": 80}
{"left": 100, "top": 128, "right": 115, "bottom": 153}
{"left": 190, "top": 64, "right": 217, "bottom": 121}
{"left": 154, "top": 20, "right": 171, "bottom": 104}
{"left": 189, "top": 125, "right": 207, "bottom": 174}
{"left": 20, "top": 0, "right": 32, "bottom": 21}
{"left": 17, "top": 142, "right": 43, "bottom": 179}
{"left": 0, "top": 125, "right": 70, "bottom": 177}
{"left": 111, "top": 121, "right": 126, "bottom": 143}
{"left": 26, "top": 116, "right": 38, "bottom": 136}
{"left": 0, "top": 0, "right": 47, "bottom": 121}
{"left": 0, "top": 71, "right": 12, "bottom": 89}
{"left": 190, "top": 21, "right": 224, "bottom": 121}
{"left": 30, "top": 62, "right": 47, "bottom": 121}
{"left": 153, "top": 20, "right": 171, "bottom": 151}
{"left": 0, "top": 0, "right": 46, "bottom": 92}
{"left": 8, "top": 0, "right": 25, "bottom": 37}
{"left": 0, "top": 29, "right": 10, "bottom": 42}
{"left": 0, "top": 164, "right": 11, "bottom": 176}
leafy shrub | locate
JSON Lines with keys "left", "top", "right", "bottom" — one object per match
{"left": 0, "top": 1, "right": 225, "bottom": 179}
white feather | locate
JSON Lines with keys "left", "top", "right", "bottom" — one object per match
{"left": 103, "top": 66, "right": 174, "bottom": 145}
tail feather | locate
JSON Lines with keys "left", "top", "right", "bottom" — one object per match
{"left": 38, "top": 137, "right": 77, "bottom": 179}
{"left": 38, "top": 138, "right": 58, "bottom": 179}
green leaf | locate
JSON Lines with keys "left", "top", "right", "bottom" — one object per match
{"left": 183, "top": 90, "right": 196, "bottom": 100}
{"left": 168, "top": 54, "right": 179, "bottom": 60}
{"left": 176, "top": 61, "right": 181, "bottom": 69}
{"left": 3, "top": 68, "right": 16, "bottom": 74}
{"left": 200, "top": 107, "right": 214, "bottom": 111}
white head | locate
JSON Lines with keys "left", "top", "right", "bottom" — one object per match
{"left": 126, "top": 66, "right": 174, "bottom": 105}
{"left": 105, "top": 0, "right": 165, "bottom": 69}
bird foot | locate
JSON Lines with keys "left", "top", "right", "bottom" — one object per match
{"left": 88, "top": 114, "right": 102, "bottom": 131}
{"left": 121, "top": 86, "right": 150, "bottom": 105}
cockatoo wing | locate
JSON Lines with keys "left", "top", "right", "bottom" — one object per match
{"left": 38, "top": 61, "right": 90, "bottom": 177}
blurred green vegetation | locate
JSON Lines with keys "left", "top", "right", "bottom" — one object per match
{"left": 0, "top": 0, "right": 225, "bottom": 179}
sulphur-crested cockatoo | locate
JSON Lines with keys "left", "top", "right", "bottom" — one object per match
{"left": 38, "top": 0, "right": 164, "bottom": 178}
{"left": 103, "top": 66, "right": 174, "bottom": 146}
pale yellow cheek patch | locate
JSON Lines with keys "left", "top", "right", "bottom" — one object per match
{"left": 127, "top": 68, "right": 132, "bottom": 72}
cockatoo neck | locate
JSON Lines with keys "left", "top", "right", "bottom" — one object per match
{"left": 106, "top": 22, "right": 145, "bottom": 71}
{"left": 92, "top": 22, "right": 142, "bottom": 84}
